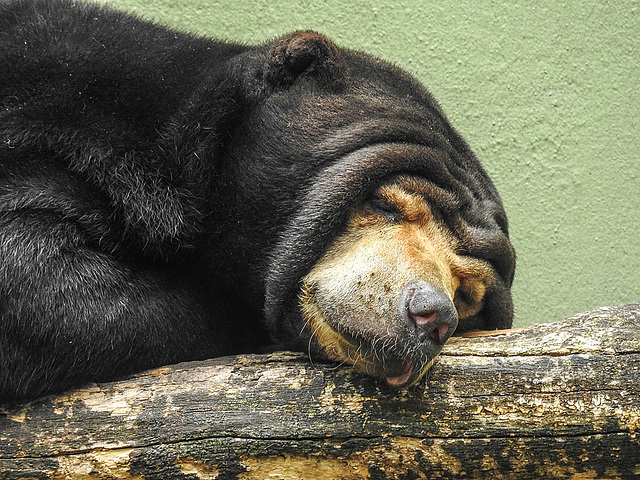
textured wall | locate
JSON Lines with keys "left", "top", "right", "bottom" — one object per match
{"left": 99, "top": 0, "right": 639, "bottom": 327}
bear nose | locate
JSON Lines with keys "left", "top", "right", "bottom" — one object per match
{"left": 402, "top": 282, "right": 458, "bottom": 345}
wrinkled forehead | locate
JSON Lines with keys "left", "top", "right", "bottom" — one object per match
{"left": 248, "top": 94, "right": 464, "bottom": 193}
{"left": 265, "top": 86, "right": 449, "bottom": 141}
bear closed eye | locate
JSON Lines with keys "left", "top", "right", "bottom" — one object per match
{"left": 0, "top": 0, "right": 515, "bottom": 401}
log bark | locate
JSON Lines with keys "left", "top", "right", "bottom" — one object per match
{"left": 1, "top": 303, "right": 639, "bottom": 480}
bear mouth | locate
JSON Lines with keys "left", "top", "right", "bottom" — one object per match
{"left": 311, "top": 323, "right": 440, "bottom": 389}
{"left": 362, "top": 348, "right": 438, "bottom": 389}
{"left": 384, "top": 360, "right": 415, "bottom": 388}
{"left": 350, "top": 342, "right": 437, "bottom": 389}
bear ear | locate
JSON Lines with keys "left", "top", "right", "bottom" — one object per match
{"left": 264, "top": 31, "right": 346, "bottom": 90}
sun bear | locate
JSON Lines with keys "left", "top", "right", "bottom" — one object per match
{"left": 0, "top": 0, "right": 515, "bottom": 402}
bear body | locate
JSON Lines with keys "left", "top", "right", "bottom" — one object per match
{"left": 0, "top": 0, "right": 515, "bottom": 401}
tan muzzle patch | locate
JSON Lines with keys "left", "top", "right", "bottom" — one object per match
{"left": 299, "top": 176, "right": 496, "bottom": 387}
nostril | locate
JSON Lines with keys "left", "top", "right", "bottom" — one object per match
{"left": 412, "top": 311, "right": 438, "bottom": 326}
{"left": 432, "top": 322, "right": 453, "bottom": 343}
{"left": 402, "top": 282, "right": 458, "bottom": 345}
{"left": 412, "top": 312, "right": 454, "bottom": 344}
{"left": 412, "top": 311, "right": 445, "bottom": 342}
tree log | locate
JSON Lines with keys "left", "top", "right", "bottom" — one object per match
{"left": 1, "top": 304, "right": 639, "bottom": 480}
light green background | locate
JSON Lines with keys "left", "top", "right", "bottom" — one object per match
{"left": 100, "top": 0, "right": 639, "bottom": 327}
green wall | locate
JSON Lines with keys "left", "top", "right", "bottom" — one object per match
{"left": 100, "top": 0, "right": 639, "bottom": 327}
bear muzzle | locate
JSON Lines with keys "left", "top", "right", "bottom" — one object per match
{"left": 299, "top": 278, "right": 457, "bottom": 389}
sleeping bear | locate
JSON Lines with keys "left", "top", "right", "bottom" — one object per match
{"left": 0, "top": 0, "right": 515, "bottom": 402}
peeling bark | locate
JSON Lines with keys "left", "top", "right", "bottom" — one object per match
{"left": 1, "top": 304, "right": 639, "bottom": 479}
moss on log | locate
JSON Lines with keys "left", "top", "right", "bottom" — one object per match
{"left": 1, "top": 304, "right": 639, "bottom": 479}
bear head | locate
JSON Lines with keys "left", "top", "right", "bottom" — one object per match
{"left": 185, "top": 31, "right": 515, "bottom": 388}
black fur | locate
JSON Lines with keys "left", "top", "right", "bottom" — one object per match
{"left": 0, "top": 0, "right": 515, "bottom": 401}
